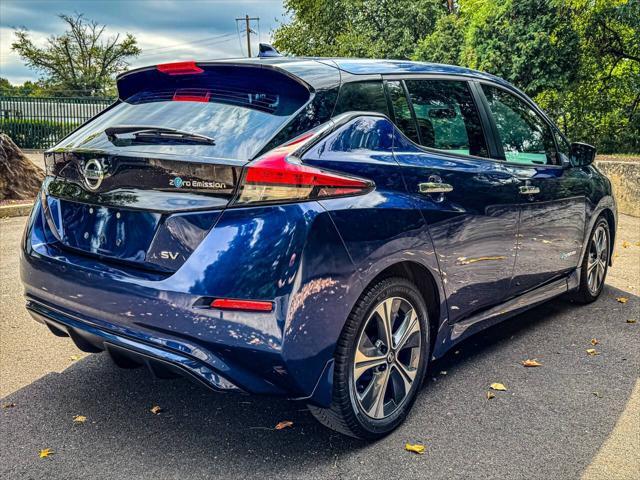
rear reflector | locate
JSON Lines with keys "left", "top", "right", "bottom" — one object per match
{"left": 157, "top": 61, "right": 204, "bottom": 75}
{"left": 235, "top": 132, "right": 372, "bottom": 205}
{"left": 211, "top": 298, "right": 273, "bottom": 312}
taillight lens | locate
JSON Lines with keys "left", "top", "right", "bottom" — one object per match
{"left": 235, "top": 133, "right": 373, "bottom": 205}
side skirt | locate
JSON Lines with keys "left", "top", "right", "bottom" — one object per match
{"left": 432, "top": 271, "right": 577, "bottom": 359}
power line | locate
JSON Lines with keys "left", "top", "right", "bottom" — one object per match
{"left": 136, "top": 34, "right": 237, "bottom": 59}
{"left": 141, "top": 32, "right": 237, "bottom": 53}
{"left": 137, "top": 33, "right": 237, "bottom": 59}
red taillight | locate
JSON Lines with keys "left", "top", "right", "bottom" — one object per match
{"left": 211, "top": 298, "right": 273, "bottom": 312}
{"left": 157, "top": 61, "right": 204, "bottom": 75}
{"left": 235, "top": 133, "right": 372, "bottom": 205}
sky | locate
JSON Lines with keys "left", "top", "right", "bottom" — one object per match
{"left": 0, "top": 0, "right": 287, "bottom": 84}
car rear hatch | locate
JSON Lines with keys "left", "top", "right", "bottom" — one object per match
{"left": 42, "top": 62, "right": 312, "bottom": 273}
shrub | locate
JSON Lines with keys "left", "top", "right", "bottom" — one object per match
{"left": 0, "top": 119, "right": 79, "bottom": 149}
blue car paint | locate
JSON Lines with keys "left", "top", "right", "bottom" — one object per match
{"left": 20, "top": 59, "right": 617, "bottom": 409}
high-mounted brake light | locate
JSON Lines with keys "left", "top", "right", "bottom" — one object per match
{"left": 211, "top": 298, "right": 273, "bottom": 312}
{"left": 172, "top": 91, "right": 210, "bottom": 102}
{"left": 157, "top": 61, "right": 204, "bottom": 75}
{"left": 235, "top": 132, "right": 373, "bottom": 205}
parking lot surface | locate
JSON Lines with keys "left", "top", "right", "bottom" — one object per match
{"left": 1, "top": 214, "right": 638, "bottom": 479}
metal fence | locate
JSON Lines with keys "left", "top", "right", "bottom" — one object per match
{"left": 0, "top": 96, "right": 114, "bottom": 149}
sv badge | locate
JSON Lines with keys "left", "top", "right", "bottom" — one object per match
{"left": 159, "top": 251, "right": 180, "bottom": 260}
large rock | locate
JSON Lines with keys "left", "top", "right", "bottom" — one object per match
{"left": 0, "top": 134, "right": 45, "bottom": 201}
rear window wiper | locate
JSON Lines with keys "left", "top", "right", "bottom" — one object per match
{"left": 105, "top": 125, "right": 215, "bottom": 145}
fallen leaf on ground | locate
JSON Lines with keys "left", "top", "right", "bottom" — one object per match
{"left": 490, "top": 382, "right": 507, "bottom": 391}
{"left": 73, "top": 415, "right": 86, "bottom": 423}
{"left": 622, "top": 240, "right": 630, "bottom": 248}
{"left": 586, "top": 348, "right": 600, "bottom": 356}
{"left": 150, "top": 405, "right": 162, "bottom": 415}
{"left": 521, "top": 359, "right": 542, "bottom": 367}
{"left": 626, "top": 319, "right": 637, "bottom": 324}
{"left": 274, "top": 420, "right": 293, "bottom": 430}
{"left": 592, "top": 391, "right": 602, "bottom": 398}
{"left": 39, "top": 448, "right": 53, "bottom": 459}
{"left": 2, "top": 403, "right": 16, "bottom": 409}
{"left": 69, "top": 355, "right": 80, "bottom": 361}
{"left": 616, "top": 297, "right": 629, "bottom": 304}
{"left": 590, "top": 338, "right": 599, "bottom": 346}
{"left": 405, "top": 443, "right": 426, "bottom": 454}
{"left": 486, "top": 391, "right": 496, "bottom": 400}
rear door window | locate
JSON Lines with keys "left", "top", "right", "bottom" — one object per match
{"left": 386, "top": 80, "right": 420, "bottom": 144}
{"left": 481, "top": 85, "right": 558, "bottom": 165}
{"left": 404, "top": 80, "right": 489, "bottom": 158}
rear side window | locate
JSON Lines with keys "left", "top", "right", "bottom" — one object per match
{"left": 404, "top": 80, "right": 489, "bottom": 158}
{"left": 333, "top": 81, "right": 389, "bottom": 117}
{"left": 386, "top": 81, "right": 420, "bottom": 144}
{"left": 481, "top": 85, "right": 557, "bottom": 165}
{"left": 57, "top": 65, "right": 311, "bottom": 161}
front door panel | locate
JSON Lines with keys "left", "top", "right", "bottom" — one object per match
{"left": 508, "top": 166, "right": 587, "bottom": 294}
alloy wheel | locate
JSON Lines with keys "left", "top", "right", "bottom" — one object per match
{"left": 587, "top": 224, "right": 609, "bottom": 295}
{"left": 352, "top": 297, "right": 422, "bottom": 419}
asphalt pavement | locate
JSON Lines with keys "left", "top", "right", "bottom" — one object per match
{"left": 1, "top": 214, "right": 638, "bottom": 480}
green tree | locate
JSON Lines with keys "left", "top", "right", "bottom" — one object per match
{"left": 412, "top": 13, "right": 465, "bottom": 65}
{"left": 0, "top": 77, "right": 47, "bottom": 97}
{"left": 274, "top": 0, "right": 447, "bottom": 59}
{"left": 11, "top": 13, "right": 140, "bottom": 97}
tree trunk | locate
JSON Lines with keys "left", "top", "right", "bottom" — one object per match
{"left": 0, "top": 134, "right": 45, "bottom": 201}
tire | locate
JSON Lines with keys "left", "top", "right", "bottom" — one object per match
{"left": 309, "top": 277, "right": 430, "bottom": 439}
{"left": 571, "top": 216, "right": 611, "bottom": 304}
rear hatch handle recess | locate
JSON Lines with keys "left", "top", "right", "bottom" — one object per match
{"left": 105, "top": 125, "right": 216, "bottom": 145}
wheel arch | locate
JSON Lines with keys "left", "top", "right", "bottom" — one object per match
{"left": 363, "top": 261, "right": 441, "bottom": 356}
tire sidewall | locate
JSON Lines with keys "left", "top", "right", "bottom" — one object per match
{"left": 344, "top": 279, "right": 430, "bottom": 436}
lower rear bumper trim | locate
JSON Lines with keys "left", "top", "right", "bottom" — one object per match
{"left": 26, "top": 301, "right": 244, "bottom": 393}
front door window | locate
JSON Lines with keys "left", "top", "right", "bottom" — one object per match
{"left": 481, "top": 85, "right": 558, "bottom": 165}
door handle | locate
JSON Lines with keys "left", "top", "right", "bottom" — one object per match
{"left": 519, "top": 185, "right": 540, "bottom": 195}
{"left": 419, "top": 182, "right": 454, "bottom": 194}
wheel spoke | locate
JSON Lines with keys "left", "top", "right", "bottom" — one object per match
{"left": 354, "top": 344, "right": 386, "bottom": 382}
{"left": 395, "top": 361, "right": 416, "bottom": 390}
{"left": 374, "top": 298, "right": 395, "bottom": 348}
{"left": 394, "top": 308, "right": 420, "bottom": 352}
{"left": 360, "top": 368, "right": 390, "bottom": 419}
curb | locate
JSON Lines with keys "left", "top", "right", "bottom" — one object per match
{"left": 0, "top": 203, "right": 33, "bottom": 219}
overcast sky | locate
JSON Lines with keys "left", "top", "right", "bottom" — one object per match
{"left": 0, "top": 0, "right": 287, "bottom": 84}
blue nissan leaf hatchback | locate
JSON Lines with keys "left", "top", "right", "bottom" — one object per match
{"left": 21, "top": 58, "right": 617, "bottom": 439}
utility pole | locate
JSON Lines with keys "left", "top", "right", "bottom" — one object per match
{"left": 235, "top": 14, "right": 259, "bottom": 57}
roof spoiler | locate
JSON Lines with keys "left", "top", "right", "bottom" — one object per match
{"left": 258, "top": 43, "right": 282, "bottom": 58}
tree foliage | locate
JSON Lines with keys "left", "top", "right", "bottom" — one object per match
{"left": 274, "top": 0, "right": 639, "bottom": 153}
{"left": 274, "top": 0, "right": 446, "bottom": 59}
{"left": 11, "top": 14, "right": 140, "bottom": 97}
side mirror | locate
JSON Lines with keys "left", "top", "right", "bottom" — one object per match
{"left": 569, "top": 142, "right": 596, "bottom": 167}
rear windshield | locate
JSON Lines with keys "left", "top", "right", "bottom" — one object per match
{"left": 56, "top": 65, "right": 311, "bottom": 161}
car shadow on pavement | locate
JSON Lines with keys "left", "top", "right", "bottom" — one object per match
{"left": 1, "top": 285, "right": 638, "bottom": 480}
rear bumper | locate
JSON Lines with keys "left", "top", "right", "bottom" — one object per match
{"left": 26, "top": 298, "right": 242, "bottom": 392}
{"left": 20, "top": 195, "right": 361, "bottom": 406}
